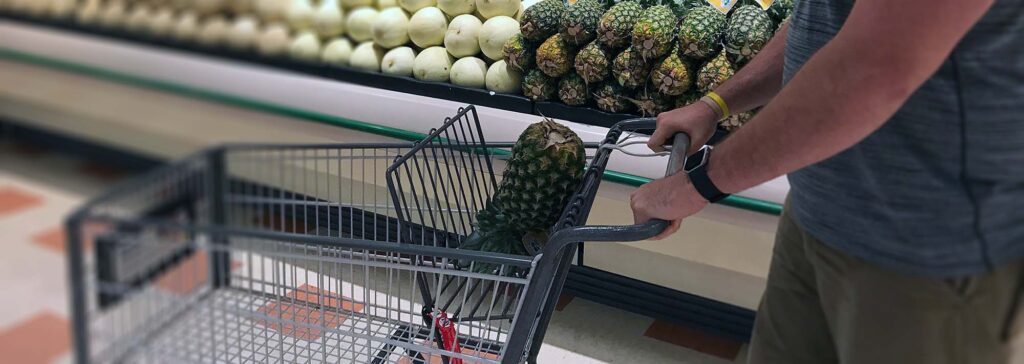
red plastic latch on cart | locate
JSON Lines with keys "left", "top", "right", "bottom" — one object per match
{"left": 434, "top": 311, "right": 462, "bottom": 364}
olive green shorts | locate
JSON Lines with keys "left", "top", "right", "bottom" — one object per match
{"left": 747, "top": 207, "right": 1024, "bottom": 364}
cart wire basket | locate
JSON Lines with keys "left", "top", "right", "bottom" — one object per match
{"left": 66, "top": 105, "right": 688, "bottom": 364}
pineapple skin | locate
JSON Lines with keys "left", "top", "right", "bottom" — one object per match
{"left": 536, "top": 33, "right": 578, "bottom": 77}
{"left": 460, "top": 119, "right": 586, "bottom": 269}
{"left": 677, "top": 5, "right": 727, "bottom": 61}
{"left": 559, "top": 72, "right": 591, "bottom": 106}
{"left": 560, "top": 0, "right": 604, "bottom": 46}
{"left": 520, "top": 0, "right": 565, "bottom": 42}
{"left": 523, "top": 68, "right": 559, "bottom": 101}
{"left": 696, "top": 51, "right": 734, "bottom": 93}
{"left": 650, "top": 51, "right": 693, "bottom": 96}
{"left": 630, "top": 5, "right": 677, "bottom": 61}
{"left": 593, "top": 81, "right": 634, "bottom": 113}
{"left": 724, "top": 5, "right": 772, "bottom": 67}
{"left": 612, "top": 46, "right": 651, "bottom": 89}
{"left": 503, "top": 33, "right": 536, "bottom": 72}
{"left": 574, "top": 40, "right": 612, "bottom": 83}
{"left": 596, "top": 0, "right": 642, "bottom": 50}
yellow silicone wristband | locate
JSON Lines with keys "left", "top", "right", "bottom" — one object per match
{"left": 705, "top": 91, "right": 730, "bottom": 119}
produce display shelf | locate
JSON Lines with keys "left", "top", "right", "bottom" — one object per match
{"left": 0, "top": 18, "right": 785, "bottom": 216}
{"left": 0, "top": 11, "right": 732, "bottom": 131}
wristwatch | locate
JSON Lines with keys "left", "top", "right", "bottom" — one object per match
{"left": 686, "top": 145, "right": 731, "bottom": 203}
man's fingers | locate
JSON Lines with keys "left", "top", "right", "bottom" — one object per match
{"left": 650, "top": 219, "right": 682, "bottom": 240}
{"left": 647, "top": 128, "right": 668, "bottom": 152}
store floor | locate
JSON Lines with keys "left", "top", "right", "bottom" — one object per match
{"left": 0, "top": 140, "right": 748, "bottom": 364}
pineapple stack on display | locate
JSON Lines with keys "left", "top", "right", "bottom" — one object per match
{"left": 504, "top": 0, "right": 792, "bottom": 131}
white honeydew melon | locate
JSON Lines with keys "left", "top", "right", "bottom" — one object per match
{"left": 341, "top": 0, "right": 372, "bottom": 9}
{"left": 257, "top": 22, "right": 291, "bottom": 55}
{"left": 172, "top": 11, "right": 199, "bottom": 40}
{"left": 256, "top": 0, "right": 288, "bottom": 21}
{"left": 485, "top": 60, "right": 521, "bottom": 93}
{"left": 193, "top": 0, "right": 226, "bottom": 15}
{"left": 477, "top": 15, "right": 517, "bottom": 60}
{"left": 288, "top": 30, "right": 322, "bottom": 60}
{"left": 371, "top": 7, "right": 409, "bottom": 48}
{"left": 450, "top": 56, "right": 487, "bottom": 88}
{"left": 436, "top": 0, "right": 473, "bottom": 16}
{"left": 381, "top": 46, "right": 417, "bottom": 76}
{"left": 49, "top": 0, "right": 77, "bottom": 18}
{"left": 124, "top": 5, "right": 153, "bottom": 32}
{"left": 443, "top": 14, "right": 481, "bottom": 57}
{"left": 76, "top": 0, "right": 102, "bottom": 24}
{"left": 413, "top": 46, "right": 453, "bottom": 81}
{"left": 286, "top": 0, "right": 315, "bottom": 29}
{"left": 313, "top": 0, "right": 345, "bottom": 37}
{"left": 407, "top": 7, "right": 446, "bottom": 48}
{"left": 321, "top": 37, "right": 354, "bottom": 64}
{"left": 196, "top": 16, "right": 230, "bottom": 45}
{"left": 375, "top": 0, "right": 397, "bottom": 8}
{"left": 226, "top": 15, "right": 259, "bottom": 48}
{"left": 513, "top": 0, "right": 522, "bottom": 21}
{"left": 397, "top": 0, "right": 432, "bottom": 13}
{"left": 350, "top": 41, "right": 385, "bottom": 71}
{"left": 148, "top": 7, "right": 175, "bottom": 36}
{"left": 475, "top": 0, "right": 516, "bottom": 19}
{"left": 345, "top": 6, "right": 377, "bottom": 42}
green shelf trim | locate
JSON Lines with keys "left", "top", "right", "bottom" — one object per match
{"left": 0, "top": 47, "right": 783, "bottom": 216}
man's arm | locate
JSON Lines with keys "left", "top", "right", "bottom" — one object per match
{"left": 648, "top": 23, "right": 789, "bottom": 154}
{"left": 632, "top": 0, "right": 995, "bottom": 236}
{"left": 708, "top": 0, "right": 993, "bottom": 194}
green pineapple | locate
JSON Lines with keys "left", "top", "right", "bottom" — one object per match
{"left": 650, "top": 52, "right": 692, "bottom": 96}
{"left": 724, "top": 5, "right": 772, "bottom": 67}
{"left": 696, "top": 51, "right": 734, "bottom": 92}
{"left": 574, "top": 41, "right": 612, "bottom": 83}
{"left": 559, "top": 73, "right": 590, "bottom": 106}
{"left": 460, "top": 119, "right": 586, "bottom": 271}
{"left": 631, "top": 5, "right": 677, "bottom": 61}
{"left": 767, "top": 0, "right": 793, "bottom": 27}
{"left": 677, "top": 5, "right": 727, "bottom": 60}
{"left": 536, "top": 34, "right": 578, "bottom": 77}
{"left": 522, "top": 69, "right": 559, "bottom": 101}
{"left": 612, "top": 46, "right": 651, "bottom": 89}
{"left": 521, "top": 0, "right": 566, "bottom": 42}
{"left": 597, "top": 1, "right": 643, "bottom": 49}
{"left": 503, "top": 33, "right": 537, "bottom": 73}
{"left": 628, "top": 87, "right": 673, "bottom": 116}
{"left": 673, "top": 88, "right": 702, "bottom": 108}
{"left": 593, "top": 82, "right": 634, "bottom": 113}
{"left": 560, "top": 0, "right": 603, "bottom": 46}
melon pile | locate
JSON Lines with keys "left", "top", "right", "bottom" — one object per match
{"left": 8, "top": 0, "right": 527, "bottom": 93}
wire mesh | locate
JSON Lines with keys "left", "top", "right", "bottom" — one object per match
{"left": 68, "top": 142, "right": 535, "bottom": 364}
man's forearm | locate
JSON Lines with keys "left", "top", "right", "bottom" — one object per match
{"left": 705, "top": 0, "right": 993, "bottom": 195}
{"left": 711, "top": 23, "right": 789, "bottom": 115}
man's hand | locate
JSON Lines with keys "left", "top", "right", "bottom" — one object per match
{"left": 630, "top": 172, "right": 708, "bottom": 240}
{"left": 648, "top": 102, "right": 719, "bottom": 155}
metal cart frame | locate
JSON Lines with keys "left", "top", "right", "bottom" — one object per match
{"left": 66, "top": 106, "right": 687, "bottom": 364}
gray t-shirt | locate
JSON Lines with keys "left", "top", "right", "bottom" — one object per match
{"left": 784, "top": 0, "right": 1024, "bottom": 276}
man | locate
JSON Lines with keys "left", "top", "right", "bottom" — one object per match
{"left": 629, "top": 0, "right": 1023, "bottom": 362}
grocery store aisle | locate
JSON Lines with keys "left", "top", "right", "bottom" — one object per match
{"left": 0, "top": 139, "right": 748, "bottom": 364}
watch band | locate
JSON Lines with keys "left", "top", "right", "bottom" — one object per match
{"left": 687, "top": 147, "right": 730, "bottom": 203}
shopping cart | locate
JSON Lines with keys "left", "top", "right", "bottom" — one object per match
{"left": 66, "top": 105, "right": 689, "bottom": 364}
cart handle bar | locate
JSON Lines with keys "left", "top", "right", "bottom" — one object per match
{"left": 547, "top": 118, "right": 690, "bottom": 250}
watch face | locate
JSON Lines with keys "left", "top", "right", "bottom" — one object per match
{"left": 685, "top": 145, "right": 712, "bottom": 173}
